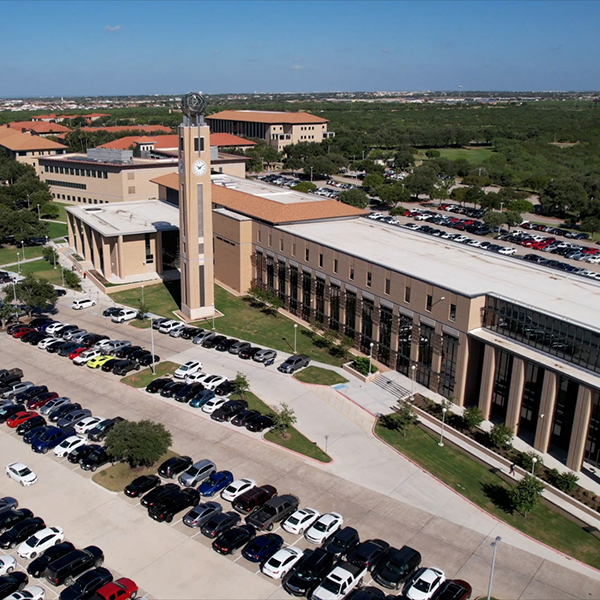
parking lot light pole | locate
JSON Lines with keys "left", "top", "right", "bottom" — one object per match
{"left": 141, "top": 285, "right": 145, "bottom": 305}
{"left": 293, "top": 323, "right": 298, "bottom": 354}
{"left": 211, "top": 302, "right": 215, "bottom": 330}
{"left": 21, "top": 241, "right": 25, "bottom": 261}
{"left": 53, "top": 249, "right": 57, "bottom": 269}
{"left": 410, "top": 364, "right": 416, "bottom": 401}
{"left": 531, "top": 456, "right": 538, "bottom": 476}
{"left": 16, "top": 252, "right": 20, "bottom": 274}
{"left": 325, "top": 435, "right": 329, "bottom": 453}
{"left": 150, "top": 316, "right": 156, "bottom": 375}
{"left": 439, "top": 406, "right": 448, "bottom": 447}
{"left": 487, "top": 536, "right": 502, "bottom": 600}
{"left": 11, "top": 279, "right": 16, "bottom": 303}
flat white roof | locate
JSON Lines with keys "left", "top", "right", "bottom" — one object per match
{"left": 278, "top": 218, "right": 600, "bottom": 332}
{"left": 66, "top": 200, "right": 179, "bottom": 237}
{"left": 211, "top": 174, "right": 329, "bottom": 205}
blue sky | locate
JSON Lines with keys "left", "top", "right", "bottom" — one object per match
{"left": 1, "top": 1, "right": 599, "bottom": 96}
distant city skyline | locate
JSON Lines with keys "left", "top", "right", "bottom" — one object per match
{"left": 1, "top": 1, "right": 598, "bottom": 97}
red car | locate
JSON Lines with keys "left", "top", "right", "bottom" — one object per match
{"left": 69, "top": 347, "right": 87, "bottom": 360}
{"left": 12, "top": 327, "right": 34, "bottom": 339}
{"left": 27, "top": 392, "right": 59, "bottom": 410}
{"left": 94, "top": 578, "right": 138, "bottom": 600}
{"left": 6, "top": 410, "right": 38, "bottom": 428}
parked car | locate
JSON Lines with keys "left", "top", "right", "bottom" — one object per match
{"left": 71, "top": 298, "right": 96, "bottom": 310}
{"left": 0, "top": 404, "right": 27, "bottom": 424}
{"left": 238, "top": 346, "right": 261, "bottom": 360}
{"left": 203, "top": 335, "right": 226, "bottom": 349}
{"left": 0, "top": 498, "right": 17, "bottom": 511}
{"left": 93, "top": 578, "right": 138, "bottom": 600}
{"left": 283, "top": 547, "right": 336, "bottom": 596}
{"left": 159, "top": 456, "right": 193, "bottom": 479}
{"left": 102, "top": 307, "right": 121, "bottom": 318}
{"left": 200, "top": 511, "right": 240, "bottom": 539}
{"left": 246, "top": 494, "right": 299, "bottom": 532}
{"left": 183, "top": 501, "right": 222, "bottom": 528}
{"left": 44, "top": 545, "right": 104, "bottom": 587}
{"left": 0, "top": 509, "right": 34, "bottom": 534}
{"left": 245, "top": 414, "right": 275, "bottom": 432}
{"left": 149, "top": 487, "right": 200, "bottom": 523}
{"left": 324, "top": 526, "right": 360, "bottom": 558}
{"left": 18, "top": 526, "right": 64, "bottom": 559}
{"left": 7, "top": 411, "right": 39, "bottom": 429}
{"left": 221, "top": 478, "right": 256, "bottom": 502}
{"left": 212, "top": 524, "right": 255, "bottom": 555}
{"left": 231, "top": 409, "right": 261, "bottom": 427}
{"left": 40, "top": 397, "right": 71, "bottom": 416}
{"left": 0, "top": 517, "right": 46, "bottom": 549}
{"left": 305, "top": 512, "right": 343, "bottom": 544}
{"left": 16, "top": 415, "right": 46, "bottom": 436}
{"left": 241, "top": 532, "right": 283, "bottom": 563}
{"left": 432, "top": 579, "right": 472, "bottom": 600}
{"left": 262, "top": 545, "right": 304, "bottom": 579}
{"left": 54, "top": 436, "right": 87, "bottom": 458}
{"left": 58, "top": 567, "right": 112, "bottom": 600}
{"left": 178, "top": 459, "right": 216, "bottom": 487}
{"left": 145, "top": 378, "right": 171, "bottom": 394}
{"left": 112, "top": 360, "right": 140, "bottom": 376}
{"left": 0, "top": 573, "right": 29, "bottom": 598}
{"left": 67, "top": 445, "right": 97, "bottom": 465}
{"left": 80, "top": 446, "right": 114, "bottom": 472}
{"left": 87, "top": 417, "right": 124, "bottom": 442}
{"left": 48, "top": 403, "right": 82, "bottom": 423}
{"left": 5, "top": 462, "right": 37, "bottom": 486}
{"left": 174, "top": 361, "right": 203, "bottom": 380}
{"left": 252, "top": 349, "right": 277, "bottom": 364}
{"left": 160, "top": 382, "right": 186, "bottom": 398}
{"left": 157, "top": 320, "right": 181, "bottom": 334}
{"left": 189, "top": 390, "right": 215, "bottom": 408}
{"left": 27, "top": 541, "right": 75, "bottom": 578}
{"left": 57, "top": 409, "right": 92, "bottom": 429}
{"left": 372, "top": 546, "right": 422, "bottom": 589}
{"left": 347, "top": 539, "right": 390, "bottom": 571}
{"left": 214, "top": 380, "right": 235, "bottom": 396}
{"left": 140, "top": 483, "right": 180, "bottom": 509}
{"left": 282, "top": 507, "right": 320, "bottom": 535}
{"left": 124, "top": 475, "right": 161, "bottom": 498}
{"left": 75, "top": 417, "right": 104, "bottom": 436}
{"left": 278, "top": 354, "right": 310, "bottom": 374}
{"left": 198, "top": 471, "right": 234, "bottom": 497}
{"left": 232, "top": 484, "right": 277, "bottom": 515}
{"left": 404, "top": 567, "right": 445, "bottom": 600}
{"left": 27, "top": 392, "right": 59, "bottom": 410}
{"left": 111, "top": 309, "right": 138, "bottom": 323}
{"left": 201, "top": 397, "right": 227, "bottom": 415}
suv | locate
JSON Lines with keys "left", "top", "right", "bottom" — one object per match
{"left": 232, "top": 484, "right": 277, "bottom": 514}
{"left": 283, "top": 547, "right": 336, "bottom": 597}
{"left": 178, "top": 459, "right": 216, "bottom": 487}
{"left": 246, "top": 494, "right": 299, "bottom": 531}
{"left": 148, "top": 488, "right": 200, "bottom": 523}
{"left": 111, "top": 309, "right": 138, "bottom": 323}
{"left": 45, "top": 545, "right": 104, "bottom": 586}
{"left": 277, "top": 355, "right": 310, "bottom": 374}
{"left": 372, "top": 545, "right": 421, "bottom": 589}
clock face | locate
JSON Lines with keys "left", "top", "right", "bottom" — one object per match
{"left": 193, "top": 160, "right": 207, "bottom": 177}
{"left": 179, "top": 159, "right": 185, "bottom": 175}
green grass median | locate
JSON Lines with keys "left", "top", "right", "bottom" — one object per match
{"left": 120, "top": 361, "right": 179, "bottom": 388}
{"left": 294, "top": 366, "right": 348, "bottom": 386}
{"left": 375, "top": 421, "right": 600, "bottom": 570}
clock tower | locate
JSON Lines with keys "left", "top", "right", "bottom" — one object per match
{"left": 178, "top": 92, "right": 214, "bottom": 320}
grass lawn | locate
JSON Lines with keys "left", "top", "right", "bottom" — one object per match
{"left": 0, "top": 245, "right": 44, "bottom": 267}
{"left": 120, "top": 361, "right": 180, "bottom": 388}
{"left": 375, "top": 422, "right": 600, "bottom": 570}
{"left": 19, "top": 259, "right": 66, "bottom": 286}
{"left": 52, "top": 202, "right": 69, "bottom": 223}
{"left": 92, "top": 449, "right": 178, "bottom": 492}
{"left": 46, "top": 221, "right": 68, "bottom": 239}
{"left": 419, "top": 147, "right": 495, "bottom": 164}
{"left": 110, "top": 282, "right": 345, "bottom": 367}
{"left": 294, "top": 366, "right": 348, "bottom": 386}
{"left": 231, "top": 391, "right": 331, "bottom": 463}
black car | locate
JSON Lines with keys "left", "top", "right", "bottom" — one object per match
{"left": 238, "top": 346, "right": 261, "bottom": 360}
{"left": 179, "top": 327, "right": 200, "bottom": 340}
{"left": 45, "top": 545, "right": 104, "bottom": 587}
{"left": 59, "top": 567, "right": 113, "bottom": 600}
{"left": 216, "top": 338, "right": 238, "bottom": 352}
{"left": 87, "top": 417, "right": 124, "bottom": 442}
{"left": 23, "top": 331, "right": 46, "bottom": 344}
{"left": 0, "top": 404, "right": 26, "bottom": 424}
{"left": 28, "top": 541, "right": 76, "bottom": 578}
{"left": 80, "top": 446, "right": 113, "bottom": 472}
{"left": 124, "top": 475, "right": 161, "bottom": 498}
{"left": 140, "top": 483, "right": 180, "bottom": 508}
{"left": 211, "top": 400, "right": 248, "bottom": 423}
{"left": 212, "top": 524, "right": 256, "bottom": 555}
{"left": 16, "top": 414, "right": 46, "bottom": 435}
{"left": 174, "top": 383, "right": 204, "bottom": 403}
{"left": 146, "top": 378, "right": 171, "bottom": 394}
{"left": 101, "top": 359, "right": 121, "bottom": 373}
{"left": 372, "top": 546, "right": 422, "bottom": 589}
{"left": 231, "top": 409, "right": 260, "bottom": 427}
{"left": 214, "top": 380, "right": 235, "bottom": 396}
{"left": 200, "top": 511, "right": 240, "bottom": 539}
{"left": 129, "top": 349, "right": 149, "bottom": 362}
{"left": 158, "top": 456, "right": 193, "bottom": 478}
{"left": 30, "top": 317, "right": 54, "bottom": 329}
{"left": 59, "top": 344, "right": 84, "bottom": 357}
{"left": 324, "top": 527, "right": 360, "bottom": 558}
{"left": 67, "top": 444, "right": 97, "bottom": 465}
{"left": 102, "top": 307, "right": 121, "bottom": 318}
{"left": 283, "top": 548, "right": 336, "bottom": 597}
{"left": 160, "top": 381, "right": 186, "bottom": 398}
{"left": 148, "top": 487, "right": 200, "bottom": 523}
{"left": 112, "top": 360, "right": 139, "bottom": 376}
{"left": 138, "top": 353, "right": 160, "bottom": 367}
{"left": 246, "top": 414, "right": 275, "bottom": 432}
{"left": 23, "top": 425, "right": 50, "bottom": 444}
{"left": 0, "top": 517, "right": 46, "bottom": 549}
{"left": 0, "top": 572, "right": 28, "bottom": 597}
{"left": 49, "top": 403, "right": 82, "bottom": 423}
{"left": 0, "top": 508, "right": 34, "bottom": 534}
{"left": 113, "top": 346, "right": 141, "bottom": 359}
{"left": 202, "top": 335, "right": 226, "bottom": 349}
{"left": 346, "top": 587, "right": 385, "bottom": 600}
{"left": 347, "top": 539, "right": 390, "bottom": 571}
{"left": 15, "top": 385, "right": 48, "bottom": 403}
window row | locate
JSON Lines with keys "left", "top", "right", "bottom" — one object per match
{"left": 45, "top": 165, "right": 108, "bottom": 178}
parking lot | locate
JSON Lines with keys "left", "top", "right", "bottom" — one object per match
{"left": 2, "top": 305, "right": 600, "bottom": 599}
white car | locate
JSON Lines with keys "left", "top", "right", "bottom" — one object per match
{"left": 158, "top": 319, "right": 181, "bottom": 334}
{"left": 71, "top": 298, "right": 96, "bottom": 310}
{"left": 18, "top": 526, "right": 64, "bottom": 559}
{"left": 53, "top": 435, "right": 87, "bottom": 458}
{"left": 586, "top": 254, "right": 600, "bottom": 264}
{"left": 202, "top": 397, "right": 227, "bottom": 414}
{"left": 282, "top": 508, "right": 320, "bottom": 535}
{"left": 497, "top": 247, "right": 516, "bottom": 255}
{"left": 262, "top": 546, "right": 304, "bottom": 579}
{"left": 37, "top": 337, "right": 60, "bottom": 350}
{"left": 453, "top": 235, "right": 469, "bottom": 243}
{"left": 74, "top": 416, "right": 104, "bottom": 435}
{"left": 202, "top": 375, "right": 229, "bottom": 391}
{"left": 0, "top": 554, "right": 16, "bottom": 575}
{"left": 221, "top": 478, "right": 256, "bottom": 502}
{"left": 186, "top": 371, "right": 212, "bottom": 385}
{"left": 5, "top": 462, "right": 37, "bottom": 486}
{"left": 405, "top": 568, "right": 446, "bottom": 600}
{"left": 6, "top": 586, "right": 46, "bottom": 600}
{"left": 111, "top": 308, "right": 138, "bottom": 323}
{"left": 174, "top": 360, "right": 203, "bottom": 380}
{"left": 45, "top": 322, "right": 68, "bottom": 335}
{"left": 305, "top": 512, "right": 343, "bottom": 544}
{"left": 73, "top": 349, "right": 103, "bottom": 366}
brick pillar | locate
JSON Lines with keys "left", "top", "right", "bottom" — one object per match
{"left": 534, "top": 370, "right": 558, "bottom": 453}
{"left": 567, "top": 386, "right": 592, "bottom": 472}
{"left": 453, "top": 332, "right": 469, "bottom": 407}
{"left": 478, "top": 344, "right": 496, "bottom": 420}
{"left": 505, "top": 357, "right": 525, "bottom": 433}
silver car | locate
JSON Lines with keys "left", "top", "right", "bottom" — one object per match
{"left": 40, "top": 397, "right": 71, "bottom": 415}
{"left": 253, "top": 349, "right": 277, "bottom": 363}
{"left": 2, "top": 381, "right": 34, "bottom": 399}
{"left": 192, "top": 330, "right": 215, "bottom": 345}
{"left": 63, "top": 329, "right": 87, "bottom": 341}
{"left": 57, "top": 408, "right": 92, "bottom": 428}
{"left": 179, "top": 459, "right": 216, "bottom": 487}
{"left": 183, "top": 501, "right": 222, "bottom": 528}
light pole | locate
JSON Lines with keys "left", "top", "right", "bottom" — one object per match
{"left": 11, "top": 279, "right": 16, "bottom": 303}
{"left": 21, "top": 241, "right": 25, "bottom": 261}
{"left": 368, "top": 342, "right": 374, "bottom": 376}
{"left": 487, "top": 536, "right": 502, "bottom": 600}
{"left": 53, "top": 248, "right": 57, "bottom": 269}
{"left": 16, "top": 252, "right": 20, "bottom": 274}
{"left": 324, "top": 435, "right": 329, "bottom": 453}
{"left": 531, "top": 456, "right": 538, "bottom": 476}
{"left": 61, "top": 267, "right": 65, "bottom": 287}
{"left": 211, "top": 302, "right": 215, "bottom": 330}
{"left": 310, "top": 166, "right": 314, "bottom": 182}
{"left": 439, "top": 406, "right": 448, "bottom": 447}
{"left": 499, "top": 201, "right": 504, "bottom": 213}
{"left": 410, "top": 365, "right": 416, "bottom": 401}
{"left": 141, "top": 285, "right": 145, "bottom": 306}
{"left": 150, "top": 316, "right": 156, "bottom": 375}
{"left": 294, "top": 323, "right": 298, "bottom": 354}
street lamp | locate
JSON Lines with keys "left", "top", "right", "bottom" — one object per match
{"left": 487, "top": 536, "right": 502, "bottom": 600}
{"left": 531, "top": 456, "right": 538, "bottom": 476}
{"left": 410, "top": 365, "right": 416, "bottom": 401}
{"left": 211, "top": 302, "right": 215, "bottom": 331}
{"left": 294, "top": 323, "right": 298, "bottom": 354}
{"left": 53, "top": 248, "right": 57, "bottom": 270}
{"left": 324, "top": 435, "right": 329, "bottom": 453}
{"left": 16, "top": 252, "right": 20, "bottom": 274}
{"left": 141, "top": 285, "right": 145, "bottom": 305}
{"left": 150, "top": 316, "right": 156, "bottom": 375}
{"left": 61, "top": 267, "right": 65, "bottom": 287}
{"left": 11, "top": 279, "right": 16, "bottom": 303}
{"left": 21, "top": 241, "right": 25, "bottom": 261}
{"left": 439, "top": 406, "right": 448, "bottom": 447}
{"left": 368, "top": 342, "right": 374, "bottom": 376}
{"left": 310, "top": 166, "right": 314, "bottom": 182}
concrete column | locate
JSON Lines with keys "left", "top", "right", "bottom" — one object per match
{"left": 67, "top": 214, "right": 75, "bottom": 249}
{"left": 453, "top": 332, "right": 469, "bottom": 407}
{"left": 567, "top": 386, "right": 593, "bottom": 472}
{"left": 82, "top": 225, "right": 91, "bottom": 262}
{"left": 534, "top": 370, "right": 558, "bottom": 453}
{"left": 478, "top": 344, "right": 496, "bottom": 420}
{"left": 155, "top": 232, "right": 163, "bottom": 275}
{"left": 431, "top": 324, "right": 444, "bottom": 374}
{"left": 102, "top": 241, "right": 111, "bottom": 279}
{"left": 91, "top": 231, "right": 101, "bottom": 270}
{"left": 116, "top": 236, "right": 124, "bottom": 279}
{"left": 505, "top": 357, "right": 525, "bottom": 433}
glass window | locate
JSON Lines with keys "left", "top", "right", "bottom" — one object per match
{"left": 491, "top": 349, "right": 513, "bottom": 420}
{"left": 519, "top": 362, "right": 544, "bottom": 434}
{"left": 315, "top": 279, "right": 325, "bottom": 323}
{"left": 405, "top": 287, "right": 411, "bottom": 303}
{"left": 305, "top": 248, "right": 310, "bottom": 262}
{"left": 449, "top": 304, "right": 456, "bottom": 321}
{"left": 345, "top": 291, "right": 356, "bottom": 338}
{"left": 397, "top": 314, "right": 413, "bottom": 375}
{"left": 585, "top": 390, "right": 600, "bottom": 467}
{"left": 333, "top": 259, "right": 338, "bottom": 273}
{"left": 366, "top": 272, "right": 372, "bottom": 288}
{"left": 330, "top": 285, "right": 341, "bottom": 331}
{"left": 289, "top": 267, "right": 299, "bottom": 314}
{"left": 439, "top": 335, "right": 458, "bottom": 398}
{"left": 385, "top": 278, "right": 391, "bottom": 295}
{"left": 378, "top": 306, "right": 393, "bottom": 365}
{"left": 319, "top": 253, "right": 323, "bottom": 267}
{"left": 551, "top": 376, "right": 578, "bottom": 451}
{"left": 426, "top": 295, "right": 433, "bottom": 312}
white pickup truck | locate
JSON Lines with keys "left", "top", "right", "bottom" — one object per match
{"left": 311, "top": 561, "right": 367, "bottom": 600}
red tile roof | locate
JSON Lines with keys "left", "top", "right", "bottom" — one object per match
{"left": 207, "top": 110, "right": 328, "bottom": 125}
{"left": 7, "top": 121, "right": 70, "bottom": 134}
{"left": 0, "top": 131, "right": 67, "bottom": 151}
{"left": 81, "top": 125, "right": 173, "bottom": 133}
{"left": 98, "top": 134, "right": 179, "bottom": 150}
{"left": 209, "top": 133, "right": 256, "bottom": 147}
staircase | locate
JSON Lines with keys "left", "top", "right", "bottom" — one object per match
{"left": 373, "top": 374, "right": 410, "bottom": 400}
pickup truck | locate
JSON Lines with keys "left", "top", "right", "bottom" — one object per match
{"left": 0, "top": 368, "right": 24, "bottom": 383}
{"left": 310, "top": 561, "right": 367, "bottom": 600}
{"left": 246, "top": 494, "right": 299, "bottom": 531}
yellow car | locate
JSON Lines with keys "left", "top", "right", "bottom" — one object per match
{"left": 87, "top": 354, "right": 115, "bottom": 369}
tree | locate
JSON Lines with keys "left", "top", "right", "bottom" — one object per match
{"left": 461, "top": 406, "right": 484, "bottom": 431}
{"left": 62, "top": 269, "right": 81, "bottom": 290}
{"left": 291, "top": 181, "right": 317, "bottom": 193}
{"left": 362, "top": 173, "right": 384, "bottom": 193}
{"left": 338, "top": 188, "right": 369, "bottom": 209}
{"left": 488, "top": 423, "right": 514, "bottom": 449}
{"left": 0, "top": 301, "right": 20, "bottom": 329}
{"left": 510, "top": 474, "right": 544, "bottom": 518}
{"left": 40, "top": 203, "right": 60, "bottom": 220}
{"left": 233, "top": 372, "right": 250, "bottom": 398}
{"left": 13, "top": 273, "right": 57, "bottom": 315}
{"left": 380, "top": 403, "right": 417, "bottom": 437}
{"left": 483, "top": 211, "right": 507, "bottom": 231}
{"left": 304, "top": 156, "right": 336, "bottom": 179}
{"left": 247, "top": 286, "right": 283, "bottom": 315}
{"left": 271, "top": 402, "right": 297, "bottom": 438}
{"left": 404, "top": 167, "right": 437, "bottom": 200}
{"left": 425, "top": 149, "right": 441, "bottom": 158}
{"left": 520, "top": 451, "right": 543, "bottom": 474}
{"left": 581, "top": 216, "right": 600, "bottom": 234}
{"left": 376, "top": 182, "right": 409, "bottom": 206}
{"left": 393, "top": 148, "right": 415, "bottom": 170}
{"left": 506, "top": 199, "right": 534, "bottom": 214}
{"left": 104, "top": 419, "right": 172, "bottom": 468}
{"left": 504, "top": 210, "right": 522, "bottom": 231}
{"left": 539, "top": 178, "right": 587, "bottom": 216}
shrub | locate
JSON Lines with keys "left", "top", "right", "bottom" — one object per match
{"left": 352, "top": 356, "right": 376, "bottom": 376}
{"left": 271, "top": 402, "right": 297, "bottom": 438}
{"left": 462, "top": 406, "right": 484, "bottom": 431}
{"left": 488, "top": 423, "right": 514, "bottom": 449}
{"left": 519, "top": 451, "right": 543, "bottom": 474}
{"left": 510, "top": 474, "right": 545, "bottom": 518}
{"left": 380, "top": 404, "right": 417, "bottom": 437}
{"left": 62, "top": 269, "right": 81, "bottom": 290}
{"left": 548, "top": 468, "right": 580, "bottom": 493}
